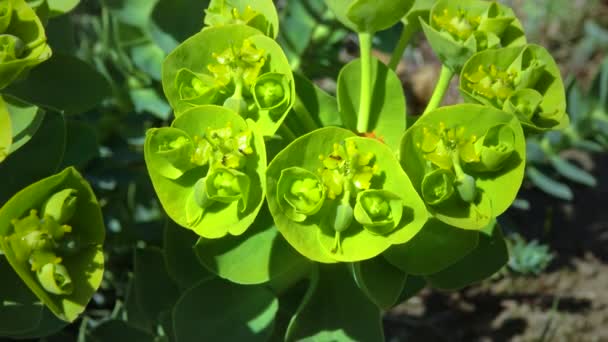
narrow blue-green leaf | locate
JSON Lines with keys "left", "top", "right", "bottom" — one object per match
{"left": 173, "top": 278, "right": 278, "bottom": 342}
{"left": 337, "top": 57, "right": 406, "bottom": 150}
{"left": 526, "top": 166, "right": 573, "bottom": 201}
{"left": 130, "top": 88, "right": 171, "bottom": 120}
{"left": 286, "top": 264, "right": 384, "bottom": 342}
{"left": 351, "top": 256, "right": 407, "bottom": 309}
{"left": 549, "top": 155, "right": 597, "bottom": 187}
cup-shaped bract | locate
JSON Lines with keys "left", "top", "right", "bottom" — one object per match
{"left": 144, "top": 105, "right": 266, "bottom": 239}
{"left": 277, "top": 167, "right": 326, "bottom": 223}
{"left": 266, "top": 127, "right": 427, "bottom": 263}
{"left": 203, "top": 0, "right": 279, "bottom": 38}
{"left": 421, "top": 0, "right": 525, "bottom": 72}
{"left": 162, "top": 24, "right": 295, "bottom": 136}
{"left": 326, "top": 0, "right": 414, "bottom": 33}
{"left": 0, "top": 167, "right": 105, "bottom": 322}
{"left": 354, "top": 189, "right": 404, "bottom": 235}
{"left": 0, "top": 0, "right": 52, "bottom": 89}
{"left": 460, "top": 44, "right": 568, "bottom": 133}
{"left": 400, "top": 104, "right": 525, "bottom": 230}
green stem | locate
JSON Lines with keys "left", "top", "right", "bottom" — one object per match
{"left": 357, "top": 32, "right": 373, "bottom": 133}
{"left": 423, "top": 65, "right": 455, "bottom": 115}
{"left": 292, "top": 102, "right": 320, "bottom": 133}
{"left": 278, "top": 124, "right": 297, "bottom": 142}
{"left": 388, "top": 23, "right": 416, "bottom": 71}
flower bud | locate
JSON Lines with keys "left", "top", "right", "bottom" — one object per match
{"left": 477, "top": 124, "right": 515, "bottom": 172}
{"left": 332, "top": 202, "right": 353, "bottom": 234}
{"left": 455, "top": 173, "right": 477, "bottom": 203}
{"left": 41, "top": 189, "right": 78, "bottom": 225}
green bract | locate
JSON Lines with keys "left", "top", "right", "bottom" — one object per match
{"left": 203, "top": 0, "right": 279, "bottom": 38}
{"left": 0, "top": 167, "right": 105, "bottom": 322}
{"left": 421, "top": 0, "right": 526, "bottom": 72}
{"left": 144, "top": 105, "right": 266, "bottom": 238}
{"left": 0, "top": 0, "right": 51, "bottom": 89}
{"left": 326, "top": 0, "right": 414, "bottom": 33}
{"left": 162, "top": 24, "right": 295, "bottom": 136}
{"left": 267, "top": 127, "right": 427, "bottom": 263}
{"left": 400, "top": 104, "right": 525, "bottom": 229}
{"left": 460, "top": 44, "right": 569, "bottom": 133}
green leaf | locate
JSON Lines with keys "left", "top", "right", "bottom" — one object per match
{"left": 549, "top": 155, "right": 596, "bottom": 187}
{"left": 0, "top": 110, "right": 65, "bottom": 204}
{"left": 3, "top": 94, "right": 44, "bottom": 154}
{"left": 0, "top": 0, "right": 52, "bottom": 89}
{"left": 337, "top": 57, "right": 406, "bottom": 150}
{"left": 396, "top": 275, "right": 426, "bottom": 304}
{"left": 267, "top": 127, "right": 428, "bottom": 263}
{"left": 123, "top": 277, "right": 155, "bottom": 333}
{"left": 134, "top": 247, "right": 180, "bottom": 323}
{"left": 88, "top": 320, "right": 155, "bottom": 342}
{"left": 426, "top": 221, "right": 508, "bottom": 290}
{"left": 326, "top": 0, "right": 414, "bottom": 33}
{"left": 526, "top": 166, "right": 573, "bottom": 201}
{"left": 400, "top": 104, "right": 526, "bottom": 229}
{"left": 163, "top": 219, "right": 214, "bottom": 290}
{"left": 6, "top": 307, "right": 68, "bottom": 339}
{"left": 293, "top": 73, "right": 342, "bottom": 127}
{"left": 383, "top": 219, "right": 479, "bottom": 275}
{"left": 0, "top": 257, "right": 43, "bottom": 335}
{"left": 6, "top": 53, "right": 111, "bottom": 115}
{"left": 285, "top": 264, "right": 384, "bottom": 342}
{"left": 173, "top": 278, "right": 278, "bottom": 342}
{"left": 0, "top": 167, "right": 105, "bottom": 322}
{"left": 351, "top": 256, "right": 407, "bottom": 309}
{"left": 195, "top": 204, "right": 310, "bottom": 285}
{"left": 145, "top": 106, "right": 267, "bottom": 238}
{"left": 59, "top": 120, "right": 99, "bottom": 169}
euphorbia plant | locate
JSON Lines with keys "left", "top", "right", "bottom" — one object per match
{"left": 136, "top": 0, "right": 567, "bottom": 340}
{"left": 0, "top": 0, "right": 571, "bottom": 340}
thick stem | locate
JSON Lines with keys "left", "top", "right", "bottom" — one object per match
{"left": 423, "top": 65, "right": 455, "bottom": 115}
{"left": 357, "top": 32, "right": 373, "bottom": 133}
{"left": 388, "top": 23, "right": 416, "bottom": 71}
